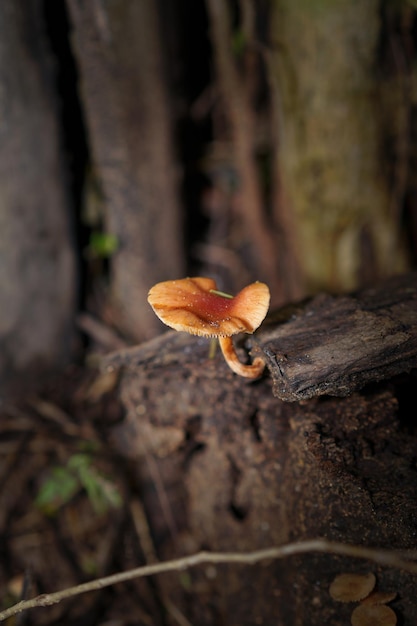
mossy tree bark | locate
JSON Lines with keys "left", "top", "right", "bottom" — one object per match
{"left": 270, "top": 0, "right": 411, "bottom": 293}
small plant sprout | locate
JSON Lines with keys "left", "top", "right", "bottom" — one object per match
{"left": 147, "top": 277, "right": 270, "bottom": 378}
{"left": 36, "top": 453, "right": 122, "bottom": 516}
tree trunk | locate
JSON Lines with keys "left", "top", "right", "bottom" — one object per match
{"left": 67, "top": 0, "right": 184, "bottom": 342}
{"left": 104, "top": 271, "right": 417, "bottom": 625}
{"left": 0, "top": 0, "right": 76, "bottom": 392}
{"left": 271, "top": 0, "right": 410, "bottom": 293}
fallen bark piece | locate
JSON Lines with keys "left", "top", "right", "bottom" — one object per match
{"left": 256, "top": 272, "right": 417, "bottom": 401}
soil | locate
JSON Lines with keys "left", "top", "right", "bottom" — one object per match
{"left": 0, "top": 364, "right": 166, "bottom": 626}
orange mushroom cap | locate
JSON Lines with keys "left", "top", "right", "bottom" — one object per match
{"left": 147, "top": 277, "right": 270, "bottom": 338}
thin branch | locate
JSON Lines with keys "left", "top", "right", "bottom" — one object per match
{"left": 2, "top": 538, "right": 417, "bottom": 622}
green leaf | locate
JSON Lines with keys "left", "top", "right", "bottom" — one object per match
{"left": 231, "top": 29, "right": 246, "bottom": 57}
{"left": 82, "top": 470, "right": 122, "bottom": 515}
{"left": 36, "top": 452, "right": 122, "bottom": 516}
{"left": 35, "top": 467, "right": 79, "bottom": 515}
{"left": 88, "top": 231, "right": 118, "bottom": 258}
{"left": 70, "top": 453, "right": 122, "bottom": 514}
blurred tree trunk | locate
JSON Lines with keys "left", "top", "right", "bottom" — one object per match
{"left": 199, "top": 0, "right": 414, "bottom": 306}
{"left": 65, "top": 0, "right": 416, "bottom": 337}
{"left": 270, "top": 0, "right": 411, "bottom": 293}
{"left": 0, "top": 0, "right": 76, "bottom": 391}
{"left": 205, "top": 0, "right": 302, "bottom": 303}
{"left": 67, "top": 0, "right": 184, "bottom": 342}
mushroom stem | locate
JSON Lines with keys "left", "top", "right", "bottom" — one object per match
{"left": 218, "top": 336, "right": 265, "bottom": 379}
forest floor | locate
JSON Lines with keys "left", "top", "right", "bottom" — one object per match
{"left": 2, "top": 270, "right": 417, "bottom": 625}
{"left": 0, "top": 362, "right": 168, "bottom": 626}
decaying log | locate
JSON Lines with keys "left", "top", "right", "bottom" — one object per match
{"left": 105, "top": 272, "right": 417, "bottom": 402}
{"left": 103, "top": 272, "right": 417, "bottom": 626}
{"left": 255, "top": 271, "right": 417, "bottom": 401}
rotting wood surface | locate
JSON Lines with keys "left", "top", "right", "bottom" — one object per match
{"left": 105, "top": 272, "right": 417, "bottom": 403}
{"left": 103, "top": 272, "right": 417, "bottom": 626}
{"left": 254, "top": 271, "right": 417, "bottom": 401}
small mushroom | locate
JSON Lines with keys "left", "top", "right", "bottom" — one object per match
{"left": 361, "top": 591, "right": 397, "bottom": 606}
{"left": 350, "top": 604, "right": 397, "bottom": 626}
{"left": 329, "top": 572, "right": 376, "bottom": 603}
{"left": 147, "top": 277, "right": 270, "bottom": 378}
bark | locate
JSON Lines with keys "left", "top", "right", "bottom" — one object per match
{"left": 0, "top": 0, "right": 76, "bottom": 391}
{"left": 104, "top": 271, "right": 417, "bottom": 626}
{"left": 203, "top": 0, "right": 303, "bottom": 305}
{"left": 257, "top": 271, "right": 417, "bottom": 401}
{"left": 206, "top": 0, "right": 283, "bottom": 298}
{"left": 271, "top": 0, "right": 410, "bottom": 293}
{"left": 67, "top": 0, "right": 184, "bottom": 341}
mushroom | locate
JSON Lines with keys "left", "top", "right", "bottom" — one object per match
{"left": 329, "top": 572, "right": 376, "bottom": 603}
{"left": 361, "top": 591, "right": 397, "bottom": 606}
{"left": 350, "top": 604, "right": 397, "bottom": 626}
{"left": 147, "top": 277, "right": 270, "bottom": 378}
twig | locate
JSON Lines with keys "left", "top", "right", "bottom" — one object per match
{"left": 130, "top": 500, "right": 193, "bottom": 626}
{"left": 135, "top": 427, "right": 179, "bottom": 541}
{"left": 2, "top": 538, "right": 417, "bottom": 622}
{"left": 77, "top": 312, "right": 128, "bottom": 351}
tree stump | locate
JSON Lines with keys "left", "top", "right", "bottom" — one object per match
{"left": 104, "top": 272, "right": 417, "bottom": 625}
